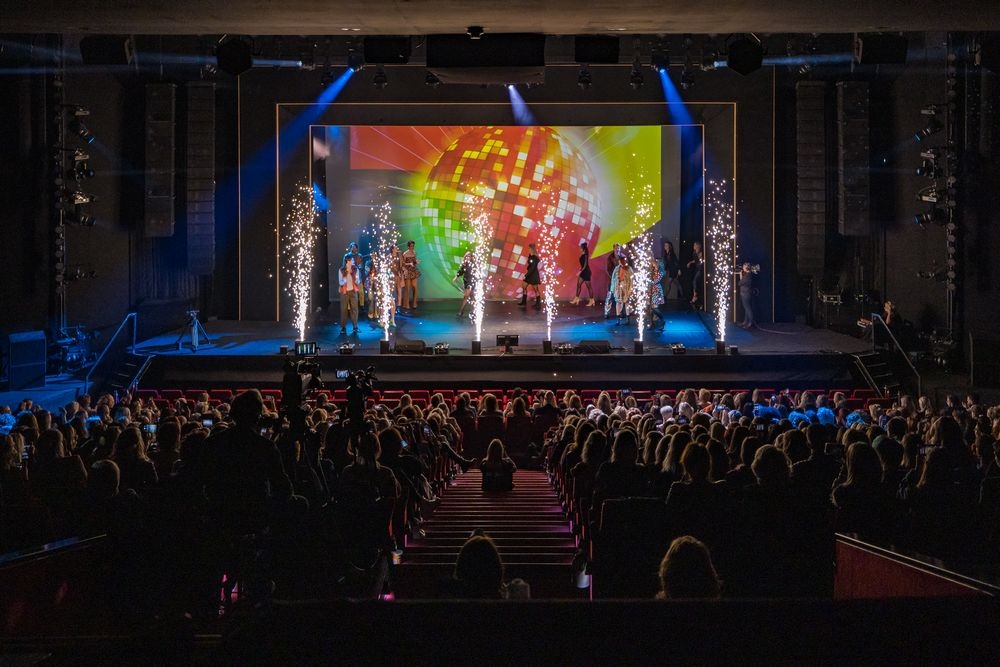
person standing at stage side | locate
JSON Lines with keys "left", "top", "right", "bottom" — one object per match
{"left": 401, "top": 240, "right": 421, "bottom": 310}
{"left": 604, "top": 243, "right": 621, "bottom": 319}
{"left": 662, "top": 241, "right": 683, "bottom": 300}
{"left": 390, "top": 245, "right": 403, "bottom": 314}
{"left": 646, "top": 254, "right": 666, "bottom": 330}
{"left": 612, "top": 254, "right": 634, "bottom": 325}
{"left": 344, "top": 242, "right": 367, "bottom": 316}
{"left": 571, "top": 241, "right": 596, "bottom": 306}
{"left": 738, "top": 262, "right": 756, "bottom": 329}
{"left": 687, "top": 241, "right": 705, "bottom": 310}
{"left": 338, "top": 254, "right": 360, "bottom": 334}
{"left": 452, "top": 251, "right": 476, "bottom": 318}
{"left": 520, "top": 243, "right": 542, "bottom": 309}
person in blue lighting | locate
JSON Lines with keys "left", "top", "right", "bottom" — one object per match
{"left": 661, "top": 240, "right": 683, "bottom": 300}
{"left": 520, "top": 243, "right": 542, "bottom": 309}
{"left": 687, "top": 241, "right": 705, "bottom": 310}
{"left": 452, "top": 251, "right": 476, "bottom": 319}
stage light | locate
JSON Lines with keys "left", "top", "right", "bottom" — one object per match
{"left": 72, "top": 190, "right": 96, "bottom": 205}
{"left": 347, "top": 51, "right": 365, "bottom": 73}
{"left": 915, "top": 159, "right": 940, "bottom": 178}
{"left": 921, "top": 104, "right": 940, "bottom": 116}
{"left": 216, "top": 38, "right": 254, "bottom": 76}
{"left": 726, "top": 35, "right": 763, "bottom": 75}
{"left": 916, "top": 185, "right": 939, "bottom": 203}
{"left": 913, "top": 208, "right": 946, "bottom": 227}
{"left": 680, "top": 67, "right": 695, "bottom": 90}
{"left": 73, "top": 161, "right": 95, "bottom": 180}
{"left": 651, "top": 50, "right": 669, "bottom": 73}
{"left": 914, "top": 118, "right": 943, "bottom": 142}
{"left": 466, "top": 26, "right": 485, "bottom": 40}
{"left": 425, "top": 71, "right": 441, "bottom": 88}
{"left": 70, "top": 118, "right": 95, "bottom": 144}
{"left": 372, "top": 65, "right": 388, "bottom": 89}
{"left": 629, "top": 55, "right": 644, "bottom": 90}
{"left": 65, "top": 209, "right": 96, "bottom": 226}
{"left": 577, "top": 65, "right": 592, "bottom": 90}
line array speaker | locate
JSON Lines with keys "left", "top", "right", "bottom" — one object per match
{"left": 837, "top": 82, "right": 870, "bottom": 237}
{"left": 796, "top": 81, "right": 827, "bottom": 277}
{"left": 186, "top": 82, "right": 216, "bottom": 275}
{"left": 144, "top": 83, "right": 176, "bottom": 237}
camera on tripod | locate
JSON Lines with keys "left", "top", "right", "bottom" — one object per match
{"left": 344, "top": 365, "right": 378, "bottom": 397}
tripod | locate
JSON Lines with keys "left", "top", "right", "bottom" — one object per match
{"left": 175, "top": 310, "right": 211, "bottom": 352}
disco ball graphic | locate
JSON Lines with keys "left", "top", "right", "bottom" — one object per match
{"left": 421, "top": 126, "right": 601, "bottom": 298}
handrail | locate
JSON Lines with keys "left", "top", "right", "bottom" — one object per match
{"left": 83, "top": 312, "right": 137, "bottom": 395}
{"left": 852, "top": 353, "right": 880, "bottom": 393}
{"left": 871, "top": 313, "right": 921, "bottom": 396}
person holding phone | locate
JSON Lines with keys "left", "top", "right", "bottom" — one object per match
{"left": 338, "top": 254, "right": 361, "bottom": 335}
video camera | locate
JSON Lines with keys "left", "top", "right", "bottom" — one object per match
{"left": 344, "top": 365, "right": 378, "bottom": 396}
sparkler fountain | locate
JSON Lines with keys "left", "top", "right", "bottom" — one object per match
{"left": 707, "top": 179, "right": 735, "bottom": 350}
{"left": 283, "top": 183, "right": 319, "bottom": 343}
{"left": 370, "top": 197, "right": 399, "bottom": 343}
{"left": 537, "top": 210, "right": 563, "bottom": 349}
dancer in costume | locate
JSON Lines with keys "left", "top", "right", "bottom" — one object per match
{"left": 570, "top": 241, "right": 596, "bottom": 306}
{"left": 451, "top": 251, "right": 476, "bottom": 318}
{"left": 400, "top": 240, "right": 420, "bottom": 309}
{"left": 520, "top": 243, "right": 542, "bottom": 309}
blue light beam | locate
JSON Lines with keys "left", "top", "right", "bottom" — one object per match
{"left": 658, "top": 69, "right": 694, "bottom": 125}
{"left": 507, "top": 85, "right": 537, "bottom": 126}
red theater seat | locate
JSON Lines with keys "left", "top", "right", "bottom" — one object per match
{"left": 160, "top": 389, "right": 183, "bottom": 400}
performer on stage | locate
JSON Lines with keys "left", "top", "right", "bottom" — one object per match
{"left": 687, "top": 241, "right": 705, "bottom": 309}
{"left": 604, "top": 243, "right": 622, "bottom": 319}
{"left": 570, "top": 241, "right": 596, "bottom": 306}
{"left": 400, "top": 240, "right": 420, "bottom": 310}
{"left": 520, "top": 243, "right": 542, "bottom": 309}
{"left": 338, "top": 254, "right": 360, "bottom": 334}
{"left": 390, "top": 245, "right": 403, "bottom": 313}
{"left": 661, "top": 241, "right": 683, "bottom": 300}
{"left": 344, "top": 242, "right": 367, "bottom": 314}
{"left": 737, "top": 262, "right": 756, "bottom": 329}
{"left": 646, "top": 255, "right": 666, "bottom": 330}
{"left": 611, "top": 255, "right": 633, "bottom": 325}
{"left": 451, "top": 251, "right": 476, "bottom": 318}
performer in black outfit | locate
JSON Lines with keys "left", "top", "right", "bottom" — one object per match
{"left": 571, "top": 241, "right": 595, "bottom": 306}
{"left": 520, "top": 243, "right": 542, "bottom": 309}
{"left": 687, "top": 241, "right": 704, "bottom": 309}
{"left": 737, "top": 262, "right": 756, "bottom": 329}
{"left": 451, "top": 251, "right": 476, "bottom": 318}
{"left": 661, "top": 240, "right": 683, "bottom": 300}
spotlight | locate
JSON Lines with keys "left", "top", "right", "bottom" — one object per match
{"left": 72, "top": 190, "right": 96, "bottom": 205}
{"left": 914, "top": 118, "right": 943, "bottom": 142}
{"left": 71, "top": 118, "right": 95, "bottom": 144}
{"left": 347, "top": 51, "right": 365, "bottom": 73}
{"left": 65, "top": 209, "right": 96, "bottom": 227}
{"left": 73, "top": 161, "right": 95, "bottom": 180}
{"left": 651, "top": 50, "right": 669, "bottom": 73}
{"left": 372, "top": 65, "right": 387, "bottom": 89}
{"left": 577, "top": 64, "right": 592, "bottom": 90}
{"left": 680, "top": 67, "right": 696, "bottom": 90}
{"left": 921, "top": 104, "right": 940, "bottom": 116}
{"left": 466, "top": 25, "right": 485, "bottom": 40}
{"left": 425, "top": 71, "right": 441, "bottom": 88}
{"left": 913, "top": 208, "right": 946, "bottom": 227}
{"left": 726, "top": 35, "right": 764, "bottom": 75}
{"left": 916, "top": 185, "right": 939, "bottom": 203}
{"left": 629, "top": 55, "right": 644, "bottom": 90}
{"left": 915, "top": 159, "right": 940, "bottom": 178}
{"left": 61, "top": 104, "right": 90, "bottom": 117}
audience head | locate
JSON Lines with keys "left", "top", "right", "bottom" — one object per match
{"left": 453, "top": 533, "right": 504, "bottom": 598}
{"left": 230, "top": 390, "right": 265, "bottom": 429}
{"left": 679, "top": 442, "right": 710, "bottom": 482}
{"left": 751, "top": 444, "right": 790, "bottom": 487}
{"left": 657, "top": 535, "right": 721, "bottom": 599}
{"left": 485, "top": 438, "right": 508, "bottom": 464}
{"left": 87, "top": 459, "right": 121, "bottom": 500}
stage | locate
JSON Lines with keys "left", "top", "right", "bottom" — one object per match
{"left": 133, "top": 299, "right": 874, "bottom": 391}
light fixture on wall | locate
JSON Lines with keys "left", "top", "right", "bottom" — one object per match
{"left": 629, "top": 55, "right": 644, "bottom": 90}
{"left": 425, "top": 71, "right": 441, "bottom": 88}
{"left": 372, "top": 65, "right": 388, "bottom": 89}
{"left": 914, "top": 118, "right": 943, "bottom": 142}
{"left": 577, "top": 64, "right": 592, "bottom": 90}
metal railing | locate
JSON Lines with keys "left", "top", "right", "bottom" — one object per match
{"left": 83, "top": 312, "right": 137, "bottom": 396}
{"left": 871, "top": 313, "right": 921, "bottom": 397}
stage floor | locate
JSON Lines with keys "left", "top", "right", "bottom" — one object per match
{"left": 137, "top": 299, "right": 871, "bottom": 358}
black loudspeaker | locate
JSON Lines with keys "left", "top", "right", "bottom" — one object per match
{"left": 186, "top": 82, "right": 216, "bottom": 275}
{"left": 837, "top": 82, "right": 870, "bottom": 237}
{"left": 364, "top": 37, "right": 410, "bottom": 64}
{"left": 216, "top": 39, "right": 253, "bottom": 76}
{"left": 796, "top": 81, "right": 827, "bottom": 277}
{"left": 394, "top": 339, "right": 427, "bottom": 354}
{"left": 426, "top": 34, "right": 546, "bottom": 85}
{"left": 727, "top": 37, "right": 763, "bottom": 75}
{"left": 970, "top": 336, "right": 1000, "bottom": 388}
{"left": 8, "top": 331, "right": 46, "bottom": 390}
{"left": 578, "top": 339, "right": 611, "bottom": 354}
{"left": 980, "top": 36, "right": 1000, "bottom": 73}
{"left": 575, "top": 36, "right": 620, "bottom": 64}
{"left": 144, "top": 83, "right": 176, "bottom": 238}
{"left": 79, "top": 35, "right": 135, "bottom": 66}
{"left": 854, "top": 33, "right": 908, "bottom": 65}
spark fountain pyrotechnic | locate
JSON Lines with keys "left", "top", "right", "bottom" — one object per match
{"left": 706, "top": 179, "right": 735, "bottom": 343}
{"left": 283, "top": 183, "right": 319, "bottom": 342}
{"left": 630, "top": 232, "right": 654, "bottom": 341}
{"left": 464, "top": 195, "right": 495, "bottom": 343}
{"left": 371, "top": 197, "right": 399, "bottom": 341}
{"left": 626, "top": 159, "right": 658, "bottom": 341}
{"left": 537, "top": 209, "right": 563, "bottom": 341}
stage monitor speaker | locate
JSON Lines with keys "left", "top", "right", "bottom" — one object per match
{"left": 395, "top": 339, "right": 427, "bottom": 355}
{"left": 854, "top": 33, "right": 908, "bottom": 65}
{"left": 578, "top": 339, "right": 611, "bottom": 354}
{"left": 574, "top": 35, "right": 620, "bottom": 64}
{"left": 364, "top": 36, "right": 411, "bottom": 64}
{"left": 8, "top": 331, "right": 46, "bottom": 391}
{"left": 427, "top": 33, "right": 546, "bottom": 85}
